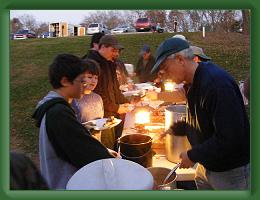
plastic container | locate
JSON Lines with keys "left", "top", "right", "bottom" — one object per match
{"left": 66, "top": 158, "right": 154, "bottom": 190}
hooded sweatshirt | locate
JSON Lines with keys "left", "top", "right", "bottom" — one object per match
{"left": 32, "top": 91, "right": 113, "bottom": 189}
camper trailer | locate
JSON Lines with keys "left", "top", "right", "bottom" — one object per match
{"left": 49, "top": 22, "right": 85, "bottom": 37}
{"left": 49, "top": 22, "right": 69, "bottom": 37}
{"left": 74, "top": 26, "right": 86, "bottom": 36}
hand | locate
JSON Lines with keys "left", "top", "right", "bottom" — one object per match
{"left": 179, "top": 151, "right": 195, "bottom": 169}
{"left": 158, "top": 129, "right": 172, "bottom": 140}
{"left": 107, "top": 148, "right": 122, "bottom": 158}
{"left": 171, "top": 121, "right": 187, "bottom": 136}
{"left": 118, "top": 103, "right": 133, "bottom": 114}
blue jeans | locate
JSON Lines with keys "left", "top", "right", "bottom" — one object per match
{"left": 195, "top": 163, "right": 250, "bottom": 190}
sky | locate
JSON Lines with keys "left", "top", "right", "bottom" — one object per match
{"left": 10, "top": 10, "right": 99, "bottom": 25}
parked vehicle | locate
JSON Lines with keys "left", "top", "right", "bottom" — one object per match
{"left": 111, "top": 24, "right": 136, "bottom": 34}
{"left": 10, "top": 33, "right": 14, "bottom": 40}
{"left": 87, "top": 23, "right": 109, "bottom": 35}
{"left": 135, "top": 18, "right": 156, "bottom": 32}
{"left": 13, "top": 29, "right": 36, "bottom": 40}
{"left": 40, "top": 32, "right": 50, "bottom": 38}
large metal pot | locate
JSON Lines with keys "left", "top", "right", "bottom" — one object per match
{"left": 165, "top": 104, "right": 191, "bottom": 163}
{"left": 147, "top": 167, "right": 177, "bottom": 190}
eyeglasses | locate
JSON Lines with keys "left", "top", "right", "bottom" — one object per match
{"left": 74, "top": 79, "right": 88, "bottom": 86}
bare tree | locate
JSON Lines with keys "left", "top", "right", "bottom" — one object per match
{"left": 133, "top": 10, "right": 146, "bottom": 18}
{"left": 10, "top": 18, "right": 23, "bottom": 33}
{"left": 167, "top": 10, "right": 189, "bottom": 32}
{"left": 80, "top": 9, "right": 244, "bottom": 33}
{"left": 185, "top": 10, "right": 207, "bottom": 32}
{"left": 81, "top": 10, "right": 126, "bottom": 29}
{"left": 123, "top": 11, "right": 138, "bottom": 26}
{"left": 35, "top": 22, "right": 49, "bottom": 35}
{"left": 18, "top": 14, "right": 38, "bottom": 31}
{"left": 145, "top": 10, "right": 167, "bottom": 26}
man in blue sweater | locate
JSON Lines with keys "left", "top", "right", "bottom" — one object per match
{"left": 151, "top": 38, "right": 250, "bottom": 190}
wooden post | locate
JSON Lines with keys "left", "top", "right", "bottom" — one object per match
{"left": 202, "top": 26, "right": 205, "bottom": 38}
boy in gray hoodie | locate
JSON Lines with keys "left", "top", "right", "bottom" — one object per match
{"left": 32, "top": 54, "right": 114, "bottom": 189}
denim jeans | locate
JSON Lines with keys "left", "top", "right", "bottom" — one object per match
{"left": 195, "top": 163, "right": 250, "bottom": 190}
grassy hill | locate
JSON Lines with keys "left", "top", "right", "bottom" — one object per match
{"left": 10, "top": 32, "right": 250, "bottom": 163}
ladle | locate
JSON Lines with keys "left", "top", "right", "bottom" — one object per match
{"left": 162, "top": 163, "right": 180, "bottom": 184}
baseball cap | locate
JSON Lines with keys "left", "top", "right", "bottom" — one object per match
{"left": 172, "top": 34, "right": 186, "bottom": 41}
{"left": 99, "top": 35, "right": 124, "bottom": 50}
{"left": 139, "top": 44, "right": 151, "bottom": 55}
{"left": 191, "top": 46, "right": 211, "bottom": 61}
{"left": 151, "top": 38, "right": 190, "bottom": 74}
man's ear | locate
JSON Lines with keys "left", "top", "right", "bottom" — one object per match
{"left": 193, "top": 56, "right": 199, "bottom": 63}
{"left": 176, "top": 54, "right": 185, "bottom": 65}
{"left": 60, "top": 77, "right": 71, "bottom": 87}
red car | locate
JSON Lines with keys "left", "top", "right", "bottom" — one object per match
{"left": 14, "top": 30, "right": 36, "bottom": 40}
{"left": 135, "top": 18, "right": 156, "bottom": 32}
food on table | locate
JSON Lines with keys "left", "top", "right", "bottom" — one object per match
{"left": 103, "top": 116, "right": 117, "bottom": 127}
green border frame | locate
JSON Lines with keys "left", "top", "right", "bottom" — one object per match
{"left": 1, "top": 0, "right": 259, "bottom": 199}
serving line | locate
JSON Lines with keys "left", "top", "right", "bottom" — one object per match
{"left": 122, "top": 107, "right": 196, "bottom": 181}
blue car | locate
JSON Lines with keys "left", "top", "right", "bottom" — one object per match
{"left": 40, "top": 32, "right": 50, "bottom": 38}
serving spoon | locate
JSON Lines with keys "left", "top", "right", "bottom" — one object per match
{"left": 163, "top": 163, "right": 181, "bottom": 184}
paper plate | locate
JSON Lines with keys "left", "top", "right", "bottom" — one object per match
{"left": 82, "top": 118, "right": 122, "bottom": 131}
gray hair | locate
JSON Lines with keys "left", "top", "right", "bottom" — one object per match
{"left": 167, "top": 47, "right": 194, "bottom": 60}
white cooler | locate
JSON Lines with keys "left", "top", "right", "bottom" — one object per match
{"left": 66, "top": 158, "right": 154, "bottom": 190}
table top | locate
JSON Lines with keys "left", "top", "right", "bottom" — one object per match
{"left": 122, "top": 109, "right": 196, "bottom": 181}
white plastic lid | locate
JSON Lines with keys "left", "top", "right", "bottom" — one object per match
{"left": 66, "top": 158, "right": 154, "bottom": 190}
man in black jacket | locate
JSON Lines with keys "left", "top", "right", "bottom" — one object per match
{"left": 151, "top": 38, "right": 250, "bottom": 190}
{"left": 85, "top": 35, "right": 132, "bottom": 149}
{"left": 82, "top": 32, "right": 104, "bottom": 59}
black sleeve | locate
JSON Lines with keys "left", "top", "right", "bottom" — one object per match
{"left": 187, "top": 88, "right": 248, "bottom": 164}
{"left": 135, "top": 58, "right": 142, "bottom": 75}
{"left": 94, "top": 68, "right": 121, "bottom": 113}
{"left": 46, "top": 104, "right": 114, "bottom": 169}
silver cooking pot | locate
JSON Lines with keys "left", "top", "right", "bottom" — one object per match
{"left": 165, "top": 104, "right": 191, "bottom": 163}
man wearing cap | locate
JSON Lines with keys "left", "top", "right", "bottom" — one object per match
{"left": 145, "top": 45, "right": 210, "bottom": 103}
{"left": 151, "top": 38, "right": 250, "bottom": 190}
{"left": 135, "top": 44, "right": 156, "bottom": 83}
{"left": 85, "top": 35, "right": 132, "bottom": 150}
{"left": 82, "top": 32, "right": 105, "bottom": 59}
{"left": 191, "top": 46, "right": 211, "bottom": 62}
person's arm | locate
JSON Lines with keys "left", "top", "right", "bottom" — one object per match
{"left": 94, "top": 68, "right": 120, "bottom": 113}
{"left": 46, "top": 104, "right": 114, "bottom": 169}
{"left": 135, "top": 57, "right": 142, "bottom": 75}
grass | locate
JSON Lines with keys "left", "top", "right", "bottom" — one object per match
{"left": 10, "top": 32, "right": 250, "bottom": 163}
